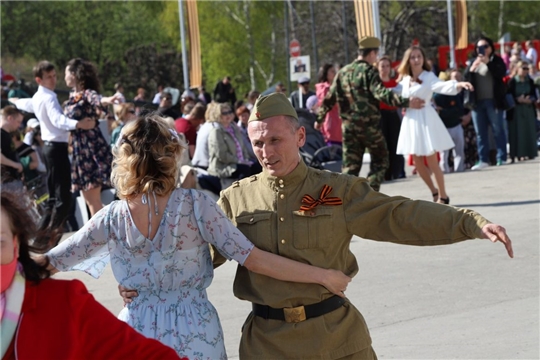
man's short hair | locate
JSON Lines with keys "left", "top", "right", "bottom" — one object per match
{"left": 114, "top": 83, "right": 123, "bottom": 91}
{"left": 358, "top": 48, "right": 379, "bottom": 58}
{"left": 33, "top": 61, "right": 55, "bottom": 79}
{"left": 284, "top": 115, "right": 301, "bottom": 133}
{"left": 2, "top": 105, "right": 22, "bottom": 119}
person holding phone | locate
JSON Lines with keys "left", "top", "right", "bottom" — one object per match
{"left": 464, "top": 36, "right": 508, "bottom": 169}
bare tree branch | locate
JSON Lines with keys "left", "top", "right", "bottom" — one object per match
{"left": 507, "top": 21, "right": 538, "bottom": 29}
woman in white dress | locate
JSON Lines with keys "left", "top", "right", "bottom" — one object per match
{"left": 394, "top": 46, "right": 473, "bottom": 204}
{"left": 36, "top": 115, "right": 350, "bottom": 359}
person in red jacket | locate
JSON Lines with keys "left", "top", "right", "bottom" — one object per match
{"left": 0, "top": 192, "right": 182, "bottom": 360}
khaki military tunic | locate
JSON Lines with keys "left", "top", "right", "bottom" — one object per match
{"left": 218, "top": 161, "right": 490, "bottom": 359}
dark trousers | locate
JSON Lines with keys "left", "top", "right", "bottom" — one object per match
{"left": 379, "top": 110, "right": 405, "bottom": 180}
{"left": 39, "top": 143, "right": 72, "bottom": 234}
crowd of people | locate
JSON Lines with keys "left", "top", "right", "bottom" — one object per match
{"left": 0, "top": 35, "right": 529, "bottom": 359}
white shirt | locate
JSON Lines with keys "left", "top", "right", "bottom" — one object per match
{"left": 192, "top": 121, "right": 220, "bottom": 168}
{"left": 526, "top": 48, "right": 538, "bottom": 66}
{"left": 16, "top": 86, "right": 78, "bottom": 142}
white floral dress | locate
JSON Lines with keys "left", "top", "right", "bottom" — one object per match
{"left": 394, "top": 71, "right": 458, "bottom": 156}
{"left": 47, "top": 188, "right": 254, "bottom": 360}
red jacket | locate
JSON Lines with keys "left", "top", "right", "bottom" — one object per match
{"left": 315, "top": 82, "right": 342, "bottom": 143}
{"left": 5, "top": 279, "right": 179, "bottom": 360}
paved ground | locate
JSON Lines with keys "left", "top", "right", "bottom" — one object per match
{"left": 54, "top": 157, "right": 539, "bottom": 359}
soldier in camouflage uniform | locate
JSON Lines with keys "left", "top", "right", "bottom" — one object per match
{"left": 318, "top": 36, "right": 425, "bottom": 191}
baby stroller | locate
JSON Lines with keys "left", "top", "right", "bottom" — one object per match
{"left": 297, "top": 108, "right": 342, "bottom": 172}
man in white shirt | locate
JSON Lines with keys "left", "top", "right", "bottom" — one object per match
{"left": 525, "top": 40, "right": 538, "bottom": 67}
{"left": 14, "top": 61, "right": 94, "bottom": 247}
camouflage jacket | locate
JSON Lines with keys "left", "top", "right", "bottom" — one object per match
{"left": 317, "top": 59, "right": 409, "bottom": 124}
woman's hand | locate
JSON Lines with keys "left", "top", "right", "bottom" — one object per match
{"left": 408, "top": 97, "right": 425, "bottom": 109}
{"left": 457, "top": 82, "right": 474, "bottom": 91}
{"left": 470, "top": 57, "right": 484, "bottom": 71}
{"left": 31, "top": 254, "right": 59, "bottom": 274}
{"left": 320, "top": 269, "right": 352, "bottom": 298}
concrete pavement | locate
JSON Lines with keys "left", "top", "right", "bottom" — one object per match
{"left": 53, "top": 157, "right": 539, "bottom": 359}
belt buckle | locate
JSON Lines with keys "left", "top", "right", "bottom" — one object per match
{"left": 283, "top": 305, "right": 306, "bottom": 323}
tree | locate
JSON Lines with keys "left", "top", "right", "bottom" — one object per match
{"left": 160, "top": 0, "right": 286, "bottom": 99}
{"left": 1, "top": 1, "right": 171, "bottom": 95}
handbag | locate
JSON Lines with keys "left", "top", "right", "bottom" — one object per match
{"left": 503, "top": 93, "right": 515, "bottom": 111}
{"left": 463, "top": 89, "right": 475, "bottom": 110}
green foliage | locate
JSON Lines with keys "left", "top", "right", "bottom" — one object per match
{"left": 3, "top": 0, "right": 538, "bottom": 99}
{"left": 473, "top": 1, "right": 540, "bottom": 41}
{"left": 1, "top": 1, "right": 170, "bottom": 95}
{"left": 160, "top": 1, "right": 287, "bottom": 99}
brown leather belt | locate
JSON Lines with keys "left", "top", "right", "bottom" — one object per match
{"left": 252, "top": 295, "right": 345, "bottom": 323}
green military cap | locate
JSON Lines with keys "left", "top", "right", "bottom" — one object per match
{"left": 248, "top": 92, "right": 298, "bottom": 122}
{"left": 358, "top": 36, "right": 380, "bottom": 49}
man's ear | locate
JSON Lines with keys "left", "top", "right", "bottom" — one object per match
{"left": 297, "top": 126, "right": 306, "bottom": 147}
{"left": 35, "top": 77, "right": 42, "bottom": 86}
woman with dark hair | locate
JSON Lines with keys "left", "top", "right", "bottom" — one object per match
{"left": 315, "top": 63, "right": 342, "bottom": 146}
{"left": 377, "top": 56, "right": 405, "bottom": 180}
{"left": 464, "top": 36, "right": 509, "bottom": 169}
{"left": 64, "top": 58, "right": 117, "bottom": 218}
{"left": 506, "top": 61, "right": 538, "bottom": 162}
{"left": 38, "top": 115, "right": 350, "bottom": 359}
{"left": 394, "top": 46, "right": 473, "bottom": 204}
{"left": 0, "top": 192, "right": 180, "bottom": 359}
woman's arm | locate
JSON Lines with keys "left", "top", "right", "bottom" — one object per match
{"left": 44, "top": 205, "right": 113, "bottom": 278}
{"left": 243, "top": 247, "right": 351, "bottom": 297}
{"left": 196, "top": 191, "right": 351, "bottom": 297}
{"left": 28, "top": 151, "right": 39, "bottom": 170}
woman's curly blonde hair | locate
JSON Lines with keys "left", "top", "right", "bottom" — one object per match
{"left": 111, "top": 114, "right": 186, "bottom": 200}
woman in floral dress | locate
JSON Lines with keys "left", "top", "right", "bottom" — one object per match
{"left": 40, "top": 115, "right": 350, "bottom": 359}
{"left": 64, "top": 58, "right": 116, "bottom": 217}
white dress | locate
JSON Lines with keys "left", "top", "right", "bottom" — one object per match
{"left": 47, "top": 188, "right": 254, "bottom": 359}
{"left": 395, "top": 71, "right": 458, "bottom": 156}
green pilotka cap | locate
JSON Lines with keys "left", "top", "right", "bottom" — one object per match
{"left": 358, "top": 36, "right": 380, "bottom": 49}
{"left": 248, "top": 92, "right": 298, "bottom": 122}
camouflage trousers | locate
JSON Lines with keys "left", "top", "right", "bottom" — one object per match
{"left": 342, "top": 119, "right": 389, "bottom": 191}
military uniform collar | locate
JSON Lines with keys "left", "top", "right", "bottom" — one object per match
{"left": 261, "top": 160, "right": 308, "bottom": 191}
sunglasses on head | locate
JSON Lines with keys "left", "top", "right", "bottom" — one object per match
{"left": 221, "top": 110, "right": 234, "bottom": 115}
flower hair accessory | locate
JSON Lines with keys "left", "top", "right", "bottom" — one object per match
{"left": 168, "top": 129, "right": 180, "bottom": 141}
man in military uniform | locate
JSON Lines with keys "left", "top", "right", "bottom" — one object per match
{"left": 120, "top": 93, "right": 513, "bottom": 359}
{"left": 318, "top": 36, "right": 424, "bottom": 191}
{"left": 218, "top": 92, "right": 512, "bottom": 359}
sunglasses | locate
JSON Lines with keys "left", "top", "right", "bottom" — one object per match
{"left": 521, "top": 67, "right": 529, "bottom": 71}
{"left": 163, "top": 97, "right": 172, "bottom": 101}
{"left": 128, "top": 109, "right": 136, "bottom": 114}
{"left": 221, "top": 110, "right": 234, "bottom": 115}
